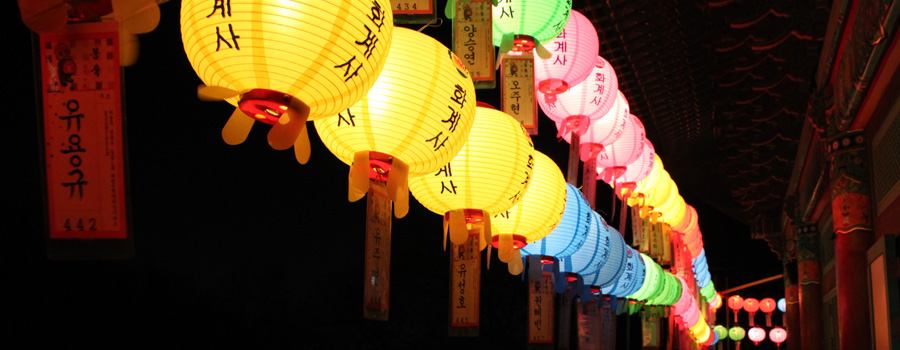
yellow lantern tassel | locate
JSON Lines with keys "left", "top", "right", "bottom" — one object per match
{"left": 267, "top": 98, "right": 310, "bottom": 151}
{"left": 498, "top": 234, "right": 514, "bottom": 263}
{"left": 385, "top": 159, "right": 409, "bottom": 219}
{"left": 447, "top": 209, "right": 470, "bottom": 247}
{"left": 482, "top": 213, "right": 492, "bottom": 269}
{"left": 222, "top": 108, "right": 254, "bottom": 146}
{"left": 349, "top": 151, "right": 370, "bottom": 202}
{"left": 508, "top": 249, "right": 524, "bottom": 275}
{"left": 293, "top": 127, "right": 311, "bottom": 164}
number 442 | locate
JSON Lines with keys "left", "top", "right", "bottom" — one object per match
{"left": 63, "top": 218, "right": 97, "bottom": 231}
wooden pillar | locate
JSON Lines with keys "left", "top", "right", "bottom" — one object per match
{"left": 796, "top": 224, "right": 823, "bottom": 350}
{"left": 827, "top": 131, "right": 873, "bottom": 350}
{"left": 783, "top": 260, "right": 801, "bottom": 350}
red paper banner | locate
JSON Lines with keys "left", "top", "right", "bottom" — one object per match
{"left": 40, "top": 21, "right": 127, "bottom": 241}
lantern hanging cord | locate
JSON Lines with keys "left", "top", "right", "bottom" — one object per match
{"left": 417, "top": 18, "right": 443, "bottom": 32}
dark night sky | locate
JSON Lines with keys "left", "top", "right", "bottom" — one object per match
{"left": 4, "top": 1, "right": 785, "bottom": 348}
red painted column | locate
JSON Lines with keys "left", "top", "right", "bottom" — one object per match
{"left": 797, "top": 224, "right": 823, "bottom": 350}
{"left": 827, "top": 131, "right": 873, "bottom": 350}
{"left": 783, "top": 261, "right": 801, "bottom": 350}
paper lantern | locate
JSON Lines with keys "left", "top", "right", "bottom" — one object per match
{"left": 748, "top": 326, "right": 766, "bottom": 345}
{"left": 520, "top": 183, "right": 591, "bottom": 259}
{"left": 602, "top": 246, "right": 645, "bottom": 297}
{"left": 587, "top": 225, "right": 628, "bottom": 290}
{"left": 711, "top": 293, "right": 723, "bottom": 310}
{"left": 777, "top": 297, "right": 786, "bottom": 313}
{"left": 316, "top": 27, "right": 475, "bottom": 217}
{"left": 598, "top": 138, "right": 654, "bottom": 188}
{"left": 583, "top": 113, "right": 645, "bottom": 167}
{"left": 533, "top": 10, "right": 598, "bottom": 96}
{"left": 491, "top": 151, "right": 567, "bottom": 272}
{"left": 541, "top": 57, "right": 621, "bottom": 137}
{"left": 671, "top": 204, "right": 697, "bottom": 234}
{"left": 759, "top": 297, "right": 777, "bottom": 326}
{"left": 713, "top": 325, "right": 729, "bottom": 340}
{"left": 743, "top": 298, "right": 760, "bottom": 326}
{"left": 409, "top": 106, "right": 534, "bottom": 248}
{"left": 729, "top": 326, "right": 746, "bottom": 341}
{"left": 671, "top": 275, "right": 692, "bottom": 315}
{"left": 182, "top": 0, "right": 393, "bottom": 163}
{"left": 628, "top": 253, "right": 662, "bottom": 301}
{"left": 769, "top": 327, "right": 787, "bottom": 349}
{"left": 560, "top": 211, "right": 612, "bottom": 279}
{"left": 728, "top": 295, "right": 744, "bottom": 322}
{"left": 492, "top": 0, "right": 571, "bottom": 58}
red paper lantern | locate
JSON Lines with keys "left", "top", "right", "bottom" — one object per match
{"left": 759, "top": 297, "right": 777, "bottom": 326}
{"left": 769, "top": 327, "right": 787, "bottom": 349}
{"left": 743, "top": 298, "right": 759, "bottom": 326}
{"left": 747, "top": 326, "right": 766, "bottom": 345}
{"left": 728, "top": 295, "right": 744, "bottom": 322}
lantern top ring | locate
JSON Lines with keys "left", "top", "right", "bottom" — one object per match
{"left": 490, "top": 234, "right": 528, "bottom": 249}
{"left": 238, "top": 89, "right": 293, "bottom": 125}
{"left": 511, "top": 35, "right": 536, "bottom": 52}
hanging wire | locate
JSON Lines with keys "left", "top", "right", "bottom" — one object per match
{"left": 417, "top": 17, "right": 443, "bottom": 32}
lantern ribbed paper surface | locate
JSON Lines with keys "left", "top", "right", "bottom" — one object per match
{"left": 600, "top": 139, "right": 655, "bottom": 185}
{"left": 714, "top": 325, "right": 729, "bottom": 340}
{"left": 409, "top": 107, "right": 534, "bottom": 219}
{"left": 590, "top": 113, "right": 645, "bottom": 166}
{"left": 671, "top": 204, "right": 698, "bottom": 234}
{"left": 539, "top": 57, "right": 620, "bottom": 125}
{"left": 603, "top": 246, "right": 644, "bottom": 297}
{"left": 520, "top": 183, "right": 591, "bottom": 258}
{"left": 534, "top": 10, "right": 598, "bottom": 95}
{"left": 769, "top": 327, "right": 787, "bottom": 345}
{"left": 630, "top": 154, "right": 665, "bottom": 199}
{"left": 629, "top": 253, "right": 662, "bottom": 300}
{"left": 492, "top": 151, "right": 566, "bottom": 244}
{"left": 492, "top": 0, "right": 571, "bottom": 47}
{"left": 777, "top": 298, "right": 786, "bottom": 312}
{"left": 560, "top": 210, "right": 611, "bottom": 277}
{"left": 729, "top": 326, "right": 746, "bottom": 341}
{"left": 316, "top": 27, "right": 475, "bottom": 177}
{"left": 181, "top": 0, "right": 392, "bottom": 120}
{"left": 595, "top": 227, "right": 627, "bottom": 289}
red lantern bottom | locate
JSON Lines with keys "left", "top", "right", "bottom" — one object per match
{"left": 538, "top": 78, "right": 569, "bottom": 95}
{"left": 238, "top": 89, "right": 294, "bottom": 125}
{"left": 490, "top": 234, "right": 527, "bottom": 249}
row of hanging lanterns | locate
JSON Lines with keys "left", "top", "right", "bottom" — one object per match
{"left": 174, "top": 0, "right": 728, "bottom": 344}
{"left": 717, "top": 325, "right": 788, "bottom": 349}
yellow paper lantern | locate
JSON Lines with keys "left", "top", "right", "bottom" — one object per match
{"left": 409, "top": 106, "right": 535, "bottom": 249}
{"left": 490, "top": 151, "right": 566, "bottom": 272}
{"left": 315, "top": 27, "right": 476, "bottom": 218}
{"left": 181, "top": 0, "right": 393, "bottom": 163}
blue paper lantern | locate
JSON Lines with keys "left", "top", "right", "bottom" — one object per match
{"left": 520, "top": 183, "right": 591, "bottom": 258}
{"left": 603, "top": 246, "right": 645, "bottom": 297}
{"left": 777, "top": 298, "right": 786, "bottom": 313}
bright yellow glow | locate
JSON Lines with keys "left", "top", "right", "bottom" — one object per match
{"left": 409, "top": 107, "right": 535, "bottom": 217}
{"left": 491, "top": 151, "right": 566, "bottom": 243}
{"left": 181, "top": 0, "right": 393, "bottom": 120}
{"left": 315, "top": 27, "right": 476, "bottom": 177}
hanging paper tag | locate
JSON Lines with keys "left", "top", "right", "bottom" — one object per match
{"left": 558, "top": 287, "right": 574, "bottom": 350}
{"left": 600, "top": 300, "right": 616, "bottom": 350}
{"left": 577, "top": 299, "right": 600, "bottom": 350}
{"left": 660, "top": 224, "right": 673, "bottom": 266}
{"left": 641, "top": 309, "right": 660, "bottom": 348}
{"left": 389, "top": 0, "right": 435, "bottom": 23}
{"left": 38, "top": 21, "right": 132, "bottom": 259}
{"left": 632, "top": 207, "right": 643, "bottom": 248}
{"left": 364, "top": 183, "right": 392, "bottom": 320}
{"left": 566, "top": 132, "right": 581, "bottom": 186}
{"left": 451, "top": 0, "right": 495, "bottom": 89}
{"left": 449, "top": 232, "right": 480, "bottom": 335}
{"left": 501, "top": 55, "right": 538, "bottom": 135}
{"left": 582, "top": 157, "right": 597, "bottom": 210}
{"left": 529, "top": 271, "right": 554, "bottom": 343}
{"left": 639, "top": 215, "right": 650, "bottom": 253}
{"left": 649, "top": 222, "right": 662, "bottom": 260}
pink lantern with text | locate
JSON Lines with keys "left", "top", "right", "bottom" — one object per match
{"left": 769, "top": 327, "right": 787, "bottom": 349}
{"left": 748, "top": 326, "right": 766, "bottom": 346}
{"left": 534, "top": 10, "right": 599, "bottom": 98}
{"left": 759, "top": 297, "right": 777, "bottom": 326}
{"left": 743, "top": 298, "right": 760, "bottom": 326}
{"left": 583, "top": 113, "right": 645, "bottom": 180}
{"left": 540, "top": 56, "right": 620, "bottom": 140}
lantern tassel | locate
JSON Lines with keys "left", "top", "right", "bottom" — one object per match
{"left": 348, "top": 151, "right": 370, "bottom": 202}
{"left": 498, "top": 234, "right": 514, "bottom": 263}
{"left": 447, "top": 209, "right": 469, "bottom": 246}
{"left": 385, "top": 158, "right": 409, "bottom": 218}
{"left": 293, "top": 127, "right": 311, "bottom": 164}
{"left": 268, "top": 97, "right": 310, "bottom": 152}
{"left": 198, "top": 85, "right": 242, "bottom": 101}
{"left": 766, "top": 313, "right": 772, "bottom": 327}
{"left": 508, "top": 249, "right": 524, "bottom": 275}
{"left": 222, "top": 107, "right": 254, "bottom": 145}
{"left": 748, "top": 312, "right": 755, "bottom": 326}
{"left": 533, "top": 39, "right": 552, "bottom": 59}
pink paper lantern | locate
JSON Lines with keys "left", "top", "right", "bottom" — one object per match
{"left": 598, "top": 137, "right": 654, "bottom": 185}
{"left": 671, "top": 276, "right": 693, "bottom": 315}
{"left": 748, "top": 326, "right": 766, "bottom": 345}
{"left": 539, "top": 56, "right": 619, "bottom": 135}
{"left": 554, "top": 90, "right": 628, "bottom": 145}
{"left": 769, "top": 327, "right": 787, "bottom": 349}
{"left": 534, "top": 10, "right": 599, "bottom": 96}
{"left": 582, "top": 113, "right": 645, "bottom": 168}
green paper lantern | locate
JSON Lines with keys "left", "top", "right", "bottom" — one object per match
{"left": 729, "top": 326, "right": 746, "bottom": 341}
{"left": 492, "top": 0, "right": 572, "bottom": 50}
{"left": 713, "top": 325, "right": 728, "bottom": 340}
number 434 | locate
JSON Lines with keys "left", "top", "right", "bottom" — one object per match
{"left": 398, "top": 2, "right": 417, "bottom": 10}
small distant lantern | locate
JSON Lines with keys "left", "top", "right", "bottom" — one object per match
{"left": 713, "top": 325, "right": 729, "bottom": 340}
{"left": 181, "top": 0, "right": 393, "bottom": 163}
{"left": 777, "top": 297, "right": 786, "bottom": 313}
{"left": 729, "top": 326, "right": 746, "bottom": 350}
{"left": 728, "top": 295, "right": 744, "bottom": 322}
{"left": 769, "top": 327, "right": 787, "bottom": 349}
{"left": 743, "top": 298, "right": 760, "bottom": 326}
{"left": 748, "top": 326, "right": 766, "bottom": 346}
{"left": 759, "top": 297, "right": 777, "bottom": 326}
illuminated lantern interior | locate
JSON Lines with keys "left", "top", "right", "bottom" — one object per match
{"left": 728, "top": 295, "right": 744, "bottom": 322}
{"left": 541, "top": 57, "right": 621, "bottom": 139}
{"left": 729, "top": 326, "right": 746, "bottom": 350}
{"left": 182, "top": 0, "right": 393, "bottom": 163}
{"left": 759, "top": 297, "right": 777, "bottom": 326}
{"left": 743, "top": 297, "right": 760, "bottom": 326}
{"left": 747, "top": 326, "right": 766, "bottom": 346}
{"left": 534, "top": 10, "right": 598, "bottom": 96}
{"left": 769, "top": 327, "right": 787, "bottom": 349}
